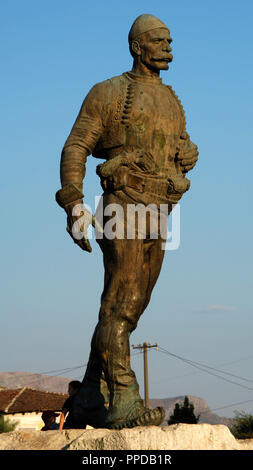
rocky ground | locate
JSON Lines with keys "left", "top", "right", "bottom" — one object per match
{"left": 0, "top": 424, "right": 252, "bottom": 450}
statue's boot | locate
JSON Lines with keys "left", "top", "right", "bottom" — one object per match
{"left": 68, "top": 314, "right": 165, "bottom": 429}
{"left": 105, "top": 384, "right": 165, "bottom": 429}
{"left": 95, "top": 318, "right": 165, "bottom": 429}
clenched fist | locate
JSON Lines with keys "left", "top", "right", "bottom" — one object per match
{"left": 176, "top": 132, "right": 199, "bottom": 174}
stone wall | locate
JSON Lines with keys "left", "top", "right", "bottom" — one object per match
{"left": 0, "top": 424, "right": 253, "bottom": 450}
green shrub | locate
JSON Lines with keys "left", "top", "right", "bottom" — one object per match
{"left": 231, "top": 411, "right": 253, "bottom": 439}
{"left": 168, "top": 396, "right": 200, "bottom": 425}
{"left": 0, "top": 415, "right": 18, "bottom": 433}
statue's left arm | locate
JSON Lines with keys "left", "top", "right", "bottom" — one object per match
{"left": 167, "top": 85, "right": 198, "bottom": 175}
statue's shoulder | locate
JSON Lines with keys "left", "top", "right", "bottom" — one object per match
{"left": 91, "top": 74, "right": 126, "bottom": 96}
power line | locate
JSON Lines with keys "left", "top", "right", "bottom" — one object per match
{"left": 187, "top": 398, "right": 253, "bottom": 416}
{"left": 35, "top": 365, "right": 87, "bottom": 375}
{"left": 5, "top": 364, "right": 87, "bottom": 389}
{"left": 157, "top": 346, "right": 253, "bottom": 386}
{"left": 28, "top": 364, "right": 87, "bottom": 381}
{"left": 3, "top": 352, "right": 140, "bottom": 390}
{"left": 134, "top": 346, "right": 253, "bottom": 416}
{"left": 152, "top": 354, "right": 253, "bottom": 384}
{"left": 158, "top": 347, "right": 253, "bottom": 384}
{"left": 157, "top": 347, "right": 253, "bottom": 392}
{"left": 210, "top": 398, "right": 253, "bottom": 413}
{"left": 181, "top": 397, "right": 253, "bottom": 416}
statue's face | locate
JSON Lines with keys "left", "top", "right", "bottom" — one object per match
{"left": 138, "top": 27, "right": 173, "bottom": 71}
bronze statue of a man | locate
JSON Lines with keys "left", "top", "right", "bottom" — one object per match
{"left": 56, "top": 14, "right": 198, "bottom": 429}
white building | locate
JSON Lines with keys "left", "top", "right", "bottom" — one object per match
{"left": 0, "top": 387, "right": 68, "bottom": 430}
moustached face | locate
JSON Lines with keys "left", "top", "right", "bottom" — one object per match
{"left": 137, "top": 27, "right": 173, "bottom": 72}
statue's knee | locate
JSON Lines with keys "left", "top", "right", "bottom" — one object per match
{"left": 119, "top": 291, "right": 145, "bottom": 324}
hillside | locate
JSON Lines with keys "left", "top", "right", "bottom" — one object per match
{"left": 0, "top": 371, "right": 71, "bottom": 394}
{"left": 150, "top": 396, "right": 232, "bottom": 428}
{"left": 0, "top": 372, "right": 232, "bottom": 427}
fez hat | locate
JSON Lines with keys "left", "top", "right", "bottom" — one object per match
{"left": 128, "top": 14, "right": 169, "bottom": 43}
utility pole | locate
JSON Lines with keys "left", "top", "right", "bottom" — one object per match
{"left": 132, "top": 342, "right": 157, "bottom": 408}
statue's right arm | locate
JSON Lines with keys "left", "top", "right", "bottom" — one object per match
{"left": 56, "top": 85, "right": 104, "bottom": 252}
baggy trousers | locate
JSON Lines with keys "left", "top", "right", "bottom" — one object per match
{"left": 82, "top": 191, "right": 168, "bottom": 416}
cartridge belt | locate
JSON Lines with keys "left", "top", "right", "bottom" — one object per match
{"left": 101, "top": 168, "right": 170, "bottom": 199}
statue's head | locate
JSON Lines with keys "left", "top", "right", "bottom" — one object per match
{"left": 128, "top": 14, "right": 173, "bottom": 72}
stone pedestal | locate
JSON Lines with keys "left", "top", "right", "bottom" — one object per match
{"left": 0, "top": 424, "right": 253, "bottom": 450}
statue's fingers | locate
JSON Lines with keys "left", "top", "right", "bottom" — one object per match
{"left": 80, "top": 238, "right": 92, "bottom": 252}
{"left": 183, "top": 164, "right": 196, "bottom": 172}
{"left": 176, "top": 148, "right": 189, "bottom": 160}
{"left": 180, "top": 157, "right": 198, "bottom": 166}
{"left": 181, "top": 147, "right": 198, "bottom": 157}
{"left": 180, "top": 152, "right": 198, "bottom": 163}
{"left": 73, "top": 236, "right": 92, "bottom": 252}
{"left": 78, "top": 224, "right": 92, "bottom": 252}
{"left": 66, "top": 224, "right": 91, "bottom": 252}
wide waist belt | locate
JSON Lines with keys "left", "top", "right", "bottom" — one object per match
{"left": 127, "top": 173, "right": 169, "bottom": 197}
{"left": 101, "top": 167, "right": 171, "bottom": 199}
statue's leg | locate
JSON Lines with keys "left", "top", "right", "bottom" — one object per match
{"left": 141, "top": 237, "right": 166, "bottom": 312}
{"left": 68, "top": 195, "right": 167, "bottom": 428}
{"left": 81, "top": 206, "right": 167, "bottom": 400}
{"left": 64, "top": 325, "right": 108, "bottom": 429}
{"left": 67, "top": 237, "right": 147, "bottom": 429}
{"left": 82, "top": 324, "right": 109, "bottom": 403}
{"left": 93, "top": 231, "right": 166, "bottom": 428}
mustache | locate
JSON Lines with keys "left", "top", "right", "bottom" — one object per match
{"left": 151, "top": 54, "right": 173, "bottom": 62}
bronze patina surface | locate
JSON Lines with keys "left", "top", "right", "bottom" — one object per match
{"left": 56, "top": 14, "right": 198, "bottom": 429}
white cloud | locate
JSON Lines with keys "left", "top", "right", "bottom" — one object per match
{"left": 195, "top": 305, "right": 236, "bottom": 313}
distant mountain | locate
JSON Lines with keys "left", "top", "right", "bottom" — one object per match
{"left": 150, "top": 396, "right": 232, "bottom": 428}
{"left": 0, "top": 372, "right": 232, "bottom": 427}
{"left": 0, "top": 371, "right": 71, "bottom": 394}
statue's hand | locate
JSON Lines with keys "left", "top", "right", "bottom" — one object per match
{"left": 133, "top": 150, "right": 158, "bottom": 173}
{"left": 176, "top": 133, "right": 199, "bottom": 174}
{"left": 97, "top": 149, "right": 158, "bottom": 178}
{"left": 64, "top": 201, "right": 92, "bottom": 253}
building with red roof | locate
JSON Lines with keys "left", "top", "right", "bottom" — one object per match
{"left": 0, "top": 388, "right": 68, "bottom": 430}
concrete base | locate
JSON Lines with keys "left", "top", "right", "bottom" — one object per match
{"left": 0, "top": 424, "right": 253, "bottom": 450}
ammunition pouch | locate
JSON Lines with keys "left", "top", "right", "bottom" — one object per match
{"left": 99, "top": 165, "right": 190, "bottom": 204}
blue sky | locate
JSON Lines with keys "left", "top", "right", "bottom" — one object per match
{"left": 1, "top": 0, "right": 253, "bottom": 417}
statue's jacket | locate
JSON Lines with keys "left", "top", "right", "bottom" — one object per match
{"left": 62, "top": 71, "right": 195, "bottom": 205}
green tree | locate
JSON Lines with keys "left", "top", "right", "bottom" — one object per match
{"left": 0, "top": 415, "right": 18, "bottom": 433}
{"left": 168, "top": 396, "right": 200, "bottom": 425}
{"left": 230, "top": 411, "right": 253, "bottom": 439}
